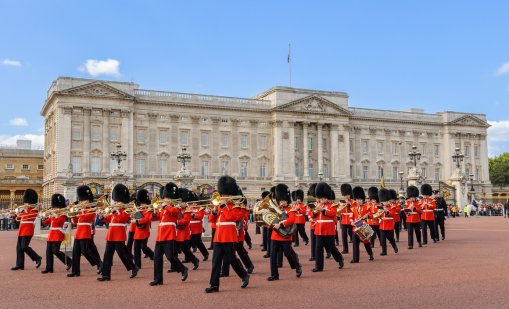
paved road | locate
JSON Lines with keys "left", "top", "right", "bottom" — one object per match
{"left": 0, "top": 216, "right": 507, "bottom": 308}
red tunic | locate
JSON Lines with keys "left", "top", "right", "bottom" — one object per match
{"left": 208, "top": 211, "right": 217, "bottom": 229}
{"left": 367, "top": 202, "right": 381, "bottom": 226}
{"left": 308, "top": 209, "right": 317, "bottom": 230}
{"left": 392, "top": 202, "right": 402, "bottom": 222}
{"left": 380, "top": 204, "right": 397, "bottom": 231}
{"left": 211, "top": 203, "right": 243, "bottom": 243}
{"left": 314, "top": 203, "right": 337, "bottom": 236}
{"left": 155, "top": 205, "right": 180, "bottom": 242}
{"left": 128, "top": 221, "right": 136, "bottom": 233}
{"left": 294, "top": 203, "right": 307, "bottom": 224}
{"left": 405, "top": 201, "right": 422, "bottom": 223}
{"left": 134, "top": 210, "right": 153, "bottom": 240}
{"left": 271, "top": 206, "right": 296, "bottom": 242}
{"left": 351, "top": 202, "right": 369, "bottom": 226}
{"left": 190, "top": 208, "right": 205, "bottom": 235}
{"left": 72, "top": 207, "right": 96, "bottom": 239}
{"left": 102, "top": 209, "right": 130, "bottom": 241}
{"left": 176, "top": 211, "right": 191, "bottom": 242}
{"left": 243, "top": 208, "right": 249, "bottom": 231}
{"left": 17, "top": 208, "right": 38, "bottom": 237}
{"left": 420, "top": 198, "right": 436, "bottom": 221}
{"left": 340, "top": 200, "right": 354, "bottom": 225}
{"left": 43, "top": 215, "right": 68, "bottom": 242}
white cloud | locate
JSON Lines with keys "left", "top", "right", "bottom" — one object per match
{"left": 488, "top": 120, "right": 509, "bottom": 157}
{"left": 0, "top": 134, "right": 44, "bottom": 149}
{"left": 9, "top": 118, "right": 28, "bottom": 126}
{"left": 2, "top": 59, "right": 22, "bottom": 67}
{"left": 79, "top": 59, "right": 121, "bottom": 77}
{"left": 496, "top": 62, "right": 509, "bottom": 76}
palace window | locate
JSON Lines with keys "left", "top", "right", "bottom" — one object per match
{"left": 378, "top": 166, "right": 384, "bottom": 179}
{"left": 362, "top": 140, "right": 369, "bottom": 154}
{"left": 421, "top": 167, "right": 427, "bottom": 177}
{"left": 307, "top": 136, "right": 313, "bottom": 151}
{"left": 4, "top": 163, "right": 13, "bottom": 170}
{"left": 240, "top": 134, "right": 249, "bottom": 149}
{"left": 159, "top": 130, "right": 169, "bottom": 145}
{"left": 259, "top": 162, "right": 266, "bottom": 177}
{"left": 323, "top": 164, "right": 329, "bottom": 178}
{"left": 201, "top": 161, "right": 209, "bottom": 177}
{"left": 392, "top": 142, "right": 399, "bottom": 155}
{"left": 136, "top": 159, "right": 146, "bottom": 174}
{"left": 377, "top": 141, "right": 384, "bottom": 154}
{"left": 201, "top": 132, "right": 209, "bottom": 147}
{"left": 476, "top": 167, "right": 480, "bottom": 181}
{"left": 159, "top": 159, "right": 168, "bottom": 175}
{"left": 258, "top": 135, "right": 267, "bottom": 150}
{"left": 323, "top": 138, "right": 328, "bottom": 152}
{"left": 350, "top": 165, "right": 353, "bottom": 178}
{"left": 37, "top": 165, "right": 44, "bottom": 170}
{"left": 464, "top": 145, "right": 470, "bottom": 157}
{"left": 295, "top": 163, "right": 300, "bottom": 177}
{"left": 421, "top": 143, "right": 426, "bottom": 156}
{"left": 474, "top": 145, "right": 479, "bottom": 157}
{"left": 221, "top": 160, "right": 229, "bottom": 175}
{"left": 349, "top": 139, "right": 354, "bottom": 154}
{"left": 295, "top": 136, "right": 299, "bottom": 150}
{"left": 434, "top": 168, "right": 440, "bottom": 182}
{"left": 137, "top": 129, "right": 146, "bottom": 144}
{"left": 180, "top": 131, "right": 189, "bottom": 145}
{"left": 110, "top": 127, "right": 118, "bottom": 142}
{"left": 221, "top": 132, "right": 229, "bottom": 148}
{"left": 362, "top": 166, "right": 368, "bottom": 180}
{"left": 392, "top": 166, "right": 399, "bottom": 180}
{"left": 21, "top": 164, "right": 30, "bottom": 170}
{"left": 91, "top": 126, "right": 100, "bottom": 142}
{"left": 90, "top": 158, "right": 101, "bottom": 173}
{"left": 71, "top": 157, "right": 81, "bottom": 173}
{"left": 72, "top": 126, "right": 82, "bottom": 141}
{"left": 308, "top": 162, "right": 314, "bottom": 177}
{"left": 434, "top": 144, "right": 440, "bottom": 156}
{"left": 109, "top": 158, "right": 116, "bottom": 172}
{"left": 240, "top": 162, "right": 248, "bottom": 177}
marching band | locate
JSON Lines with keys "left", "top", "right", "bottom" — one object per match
{"left": 5, "top": 177, "right": 449, "bottom": 293}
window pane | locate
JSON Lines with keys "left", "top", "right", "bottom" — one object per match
{"left": 91, "top": 126, "right": 100, "bottom": 141}
{"left": 71, "top": 157, "right": 81, "bottom": 173}
{"left": 181, "top": 131, "right": 189, "bottom": 145}
{"left": 259, "top": 135, "right": 266, "bottom": 150}
{"left": 392, "top": 166, "right": 398, "bottom": 180}
{"left": 137, "top": 159, "right": 145, "bottom": 174}
{"left": 137, "top": 130, "right": 145, "bottom": 144}
{"left": 159, "top": 131, "right": 169, "bottom": 144}
{"left": 160, "top": 159, "right": 168, "bottom": 175}
{"left": 201, "top": 132, "right": 209, "bottom": 146}
{"left": 307, "top": 136, "right": 313, "bottom": 151}
{"left": 240, "top": 134, "right": 248, "bottom": 149}
{"left": 110, "top": 127, "right": 118, "bottom": 142}
{"left": 259, "top": 162, "right": 266, "bottom": 177}
{"left": 90, "top": 158, "right": 100, "bottom": 173}
{"left": 240, "top": 162, "right": 248, "bottom": 177}
{"left": 221, "top": 133, "right": 229, "bottom": 147}
{"left": 221, "top": 160, "right": 229, "bottom": 174}
{"left": 201, "top": 161, "right": 209, "bottom": 176}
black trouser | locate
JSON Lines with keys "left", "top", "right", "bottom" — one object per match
{"left": 294, "top": 224, "right": 309, "bottom": 246}
{"left": 335, "top": 227, "right": 339, "bottom": 245}
{"left": 370, "top": 225, "right": 381, "bottom": 247}
{"left": 394, "top": 222, "right": 401, "bottom": 241}
{"left": 380, "top": 230, "right": 397, "bottom": 254}
{"left": 190, "top": 234, "right": 209, "bottom": 258}
{"left": 133, "top": 238, "right": 154, "bottom": 268}
{"left": 71, "top": 238, "right": 101, "bottom": 274}
{"left": 177, "top": 240, "right": 199, "bottom": 265}
{"left": 262, "top": 227, "right": 268, "bottom": 250}
{"left": 126, "top": 231, "right": 135, "bottom": 254}
{"left": 341, "top": 224, "right": 352, "bottom": 253}
{"left": 210, "top": 242, "right": 247, "bottom": 288}
{"left": 154, "top": 240, "right": 185, "bottom": 283}
{"left": 209, "top": 228, "right": 216, "bottom": 249}
{"left": 352, "top": 233, "right": 373, "bottom": 262}
{"left": 402, "top": 216, "right": 407, "bottom": 229}
{"left": 434, "top": 218, "right": 445, "bottom": 240}
{"left": 101, "top": 241, "right": 134, "bottom": 278}
{"left": 421, "top": 220, "right": 436, "bottom": 244}
{"left": 267, "top": 228, "right": 273, "bottom": 257}
{"left": 310, "top": 229, "right": 316, "bottom": 258}
{"left": 244, "top": 230, "right": 252, "bottom": 248}
{"left": 222, "top": 241, "right": 254, "bottom": 275}
{"left": 270, "top": 240, "right": 299, "bottom": 277}
{"left": 15, "top": 236, "right": 41, "bottom": 268}
{"left": 407, "top": 222, "right": 422, "bottom": 247}
{"left": 315, "top": 235, "right": 343, "bottom": 270}
{"left": 255, "top": 225, "right": 261, "bottom": 234}
{"left": 45, "top": 241, "right": 72, "bottom": 271}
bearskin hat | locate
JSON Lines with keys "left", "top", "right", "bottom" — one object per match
{"left": 421, "top": 184, "right": 433, "bottom": 196}
{"left": 159, "top": 186, "right": 165, "bottom": 198}
{"left": 307, "top": 183, "right": 317, "bottom": 198}
{"left": 77, "top": 185, "right": 94, "bottom": 202}
{"left": 163, "top": 182, "right": 179, "bottom": 199}
{"left": 261, "top": 191, "right": 270, "bottom": 199}
{"left": 315, "top": 182, "right": 331, "bottom": 199}
{"left": 291, "top": 189, "right": 304, "bottom": 202}
{"left": 368, "top": 187, "right": 379, "bottom": 202}
{"left": 218, "top": 176, "right": 238, "bottom": 196}
{"left": 353, "top": 186, "right": 366, "bottom": 201}
{"left": 275, "top": 184, "right": 291, "bottom": 204}
{"left": 136, "top": 189, "right": 151, "bottom": 206}
{"left": 22, "top": 189, "right": 38, "bottom": 205}
{"left": 51, "top": 193, "right": 66, "bottom": 209}
{"left": 112, "top": 184, "right": 130, "bottom": 204}
{"left": 329, "top": 189, "right": 336, "bottom": 201}
{"left": 406, "top": 185, "right": 419, "bottom": 198}
{"left": 179, "top": 188, "right": 191, "bottom": 202}
{"left": 378, "top": 188, "right": 391, "bottom": 203}
{"left": 340, "top": 183, "right": 353, "bottom": 197}
{"left": 130, "top": 193, "right": 136, "bottom": 202}
{"left": 389, "top": 189, "right": 398, "bottom": 201}
{"left": 189, "top": 191, "right": 199, "bottom": 202}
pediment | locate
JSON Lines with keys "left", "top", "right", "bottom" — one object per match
{"left": 449, "top": 115, "right": 490, "bottom": 128}
{"left": 273, "top": 95, "right": 351, "bottom": 116}
{"left": 59, "top": 82, "right": 135, "bottom": 100}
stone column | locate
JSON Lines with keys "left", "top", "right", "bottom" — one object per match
{"left": 317, "top": 123, "right": 323, "bottom": 176}
{"left": 211, "top": 117, "right": 220, "bottom": 175}
{"left": 58, "top": 108, "right": 73, "bottom": 175}
{"left": 120, "top": 110, "right": 130, "bottom": 174}
{"left": 480, "top": 134, "right": 489, "bottom": 181}
{"left": 330, "top": 124, "right": 339, "bottom": 179}
{"left": 273, "top": 120, "right": 283, "bottom": 180}
{"left": 82, "top": 108, "right": 91, "bottom": 173}
{"left": 302, "top": 123, "right": 309, "bottom": 178}
{"left": 102, "top": 109, "right": 110, "bottom": 172}
{"left": 148, "top": 113, "right": 158, "bottom": 174}
{"left": 342, "top": 125, "right": 351, "bottom": 179}
{"left": 288, "top": 121, "right": 296, "bottom": 178}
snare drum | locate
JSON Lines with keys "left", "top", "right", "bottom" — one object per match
{"left": 353, "top": 219, "right": 374, "bottom": 243}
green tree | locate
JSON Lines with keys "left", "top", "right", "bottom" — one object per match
{"left": 489, "top": 153, "right": 509, "bottom": 186}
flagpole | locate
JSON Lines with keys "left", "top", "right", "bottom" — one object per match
{"left": 288, "top": 43, "right": 292, "bottom": 87}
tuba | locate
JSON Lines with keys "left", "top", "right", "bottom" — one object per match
{"left": 254, "top": 195, "right": 297, "bottom": 238}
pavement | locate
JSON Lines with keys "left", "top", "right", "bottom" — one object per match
{"left": 0, "top": 216, "right": 508, "bottom": 308}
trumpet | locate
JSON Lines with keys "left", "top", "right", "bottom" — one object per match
{"left": 40, "top": 207, "right": 68, "bottom": 218}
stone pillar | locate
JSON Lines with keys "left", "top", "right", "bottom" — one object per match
{"left": 342, "top": 125, "right": 351, "bottom": 179}
{"left": 120, "top": 110, "right": 131, "bottom": 175}
{"left": 148, "top": 113, "right": 158, "bottom": 174}
{"left": 102, "top": 109, "right": 110, "bottom": 172}
{"left": 58, "top": 108, "right": 73, "bottom": 175}
{"left": 302, "top": 123, "right": 309, "bottom": 178}
{"left": 288, "top": 121, "right": 296, "bottom": 178}
{"left": 317, "top": 123, "right": 323, "bottom": 175}
{"left": 82, "top": 108, "right": 91, "bottom": 172}
{"left": 273, "top": 120, "right": 283, "bottom": 180}
{"left": 330, "top": 124, "right": 339, "bottom": 179}
{"left": 480, "top": 134, "right": 489, "bottom": 181}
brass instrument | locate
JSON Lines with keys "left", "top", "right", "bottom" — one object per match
{"left": 254, "top": 195, "right": 297, "bottom": 238}
{"left": 66, "top": 196, "right": 108, "bottom": 218}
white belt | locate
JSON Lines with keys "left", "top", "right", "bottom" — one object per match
{"left": 435, "top": 209, "right": 444, "bottom": 212}
{"left": 382, "top": 218, "right": 394, "bottom": 220}
{"left": 20, "top": 221, "right": 35, "bottom": 224}
{"left": 343, "top": 213, "right": 353, "bottom": 216}
{"left": 159, "top": 222, "right": 177, "bottom": 227}
{"left": 109, "top": 223, "right": 127, "bottom": 227}
{"left": 422, "top": 210, "right": 433, "bottom": 213}
{"left": 190, "top": 220, "right": 201, "bottom": 224}
{"left": 316, "top": 220, "right": 334, "bottom": 223}
{"left": 296, "top": 214, "right": 304, "bottom": 217}
{"left": 50, "top": 227, "right": 66, "bottom": 234}
{"left": 216, "top": 222, "right": 236, "bottom": 226}
{"left": 77, "top": 222, "right": 92, "bottom": 226}
{"left": 409, "top": 212, "right": 418, "bottom": 215}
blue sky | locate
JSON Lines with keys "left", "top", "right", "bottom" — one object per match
{"left": 1, "top": 1, "right": 508, "bottom": 156}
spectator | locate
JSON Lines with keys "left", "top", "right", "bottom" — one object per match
{"left": 463, "top": 205, "right": 469, "bottom": 218}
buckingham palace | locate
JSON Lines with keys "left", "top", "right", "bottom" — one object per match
{"left": 40, "top": 77, "right": 491, "bottom": 201}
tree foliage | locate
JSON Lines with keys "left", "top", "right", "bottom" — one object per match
{"left": 489, "top": 153, "right": 509, "bottom": 186}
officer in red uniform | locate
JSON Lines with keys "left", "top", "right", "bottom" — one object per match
{"left": 350, "top": 186, "right": 374, "bottom": 263}
{"left": 378, "top": 188, "right": 398, "bottom": 256}
{"left": 126, "top": 193, "right": 137, "bottom": 255}
{"left": 97, "top": 184, "right": 139, "bottom": 281}
{"left": 339, "top": 183, "right": 354, "bottom": 254}
{"left": 420, "top": 184, "right": 437, "bottom": 245}
{"left": 312, "top": 182, "right": 344, "bottom": 272}
{"left": 292, "top": 189, "right": 309, "bottom": 247}
{"left": 11, "top": 189, "right": 42, "bottom": 271}
{"left": 389, "top": 189, "right": 402, "bottom": 242}
{"left": 367, "top": 187, "right": 382, "bottom": 248}
{"left": 132, "top": 189, "right": 154, "bottom": 269}
{"left": 205, "top": 176, "right": 249, "bottom": 293}
{"left": 174, "top": 188, "right": 199, "bottom": 271}
{"left": 188, "top": 192, "right": 209, "bottom": 261}
{"left": 41, "top": 194, "right": 72, "bottom": 273}
{"left": 207, "top": 203, "right": 217, "bottom": 250}
{"left": 267, "top": 184, "right": 302, "bottom": 281}
{"left": 68, "top": 185, "right": 102, "bottom": 277}
{"left": 306, "top": 184, "right": 318, "bottom": 261}
{"left": 150, "top": 182, "right": 188, "bottom": 286}
{"left": 405, "top": 186, "right": 422, "bottom": 249}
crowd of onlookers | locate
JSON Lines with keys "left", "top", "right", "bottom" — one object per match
{"left": 0, "top": 213, "right": 19, "bottom": 230}
{"left": 477, "top": 203, "right": 505, "bottom": 216}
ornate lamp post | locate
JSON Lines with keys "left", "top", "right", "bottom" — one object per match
{"left": 110, "top": 143, "right": 127, "bottom": 173}
{"left": 469, "top": 174, "right": 475, "bottom": 192}
{"left": 452, "top": 147, "right": 464, "bottom": 169}
{"left": 177, "top": 147, "right": 192, "bottom": 172}
{"left": 408, "top": 145, "right": 421, "bottom": 167}
{"left": 174, "top": 147, "right": 194, "bottom": 190}
{"left": 318, "top": 170, "right": 324, "bottom": 181}
{"left": 399, "top": 171, "right": 404, "bottom": 190}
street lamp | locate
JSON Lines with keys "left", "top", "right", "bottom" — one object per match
{"left": 318, "top": 170, "right": 323, "bottom": 181}
{"left": 177, "top": 146, "right": 192, "bottom": 171}
{"left": 452, "top": 147, "right": 464, "bottom": 169}
{"left": 469, "top": 174, "right": 475, "bottom": 192}
{"left": 408, "top": 145, "right": 421, "bottom": 167}
{"left": 110, "top": 143, "right": 127, "bottom": 171}
{"left": 399, "top": 171, "right": 404, "bottom": 190}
